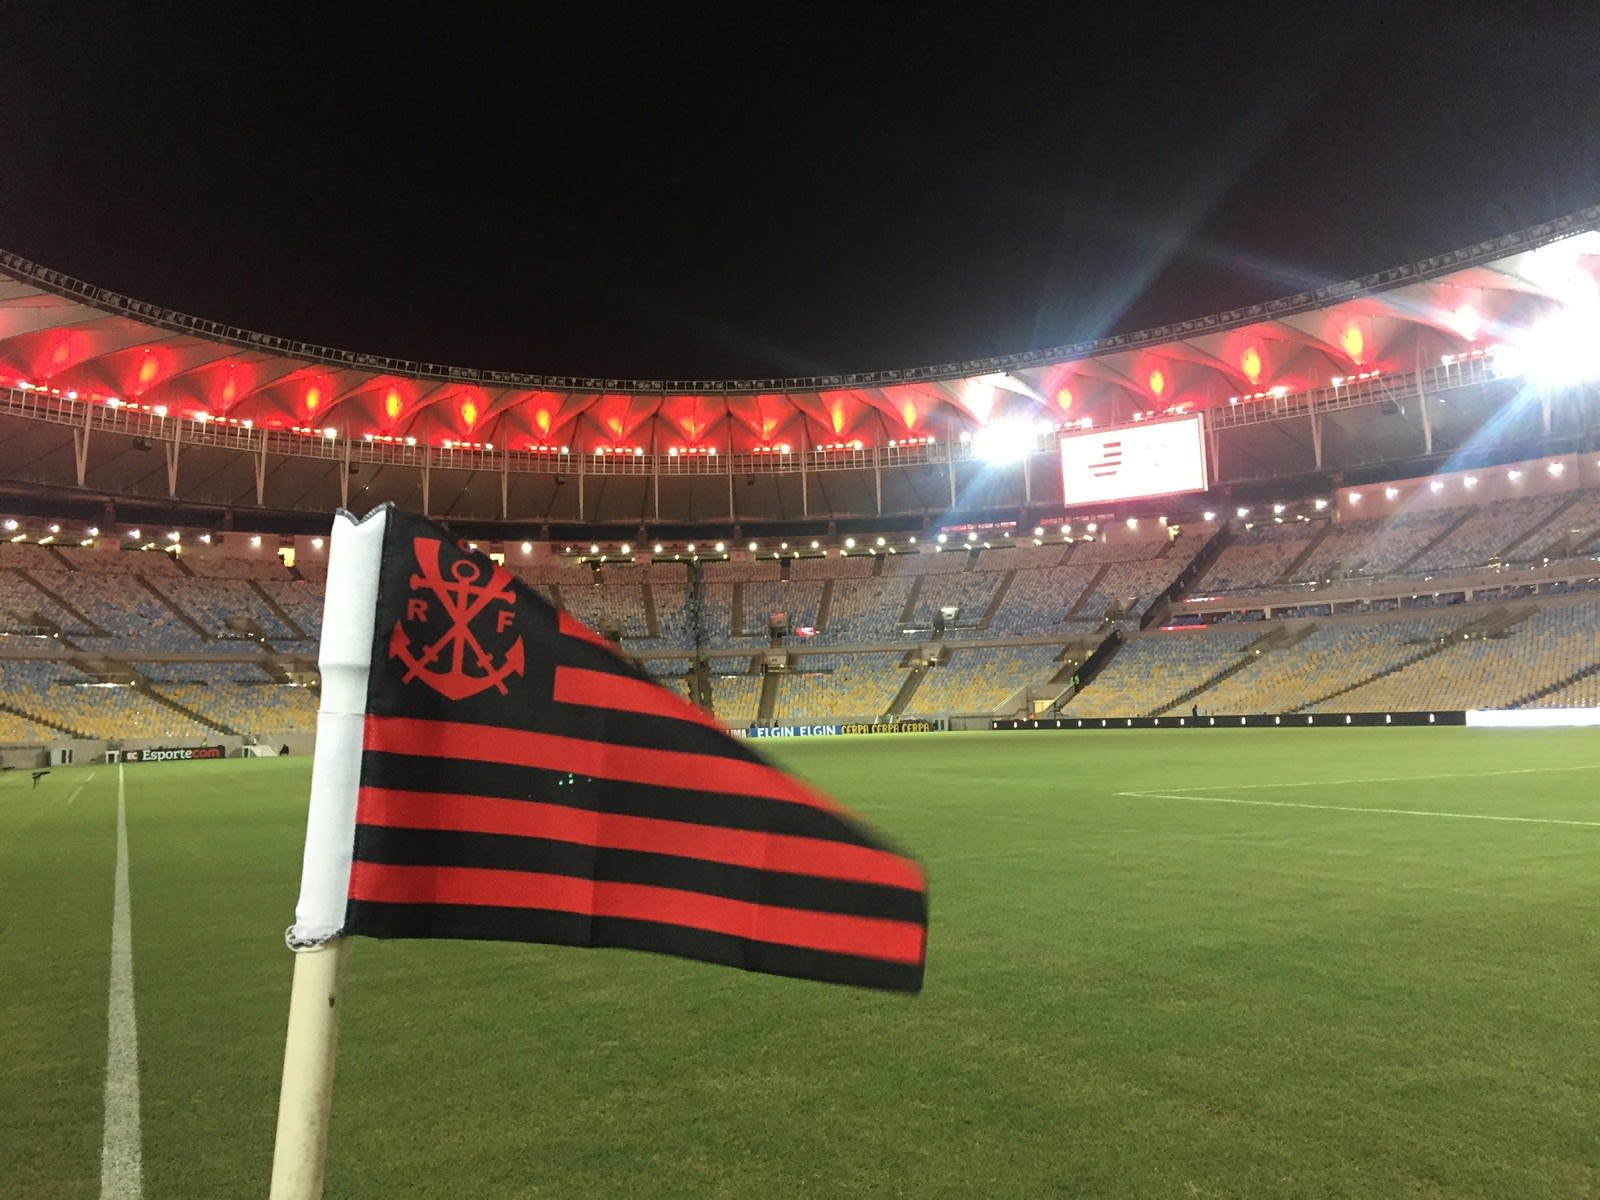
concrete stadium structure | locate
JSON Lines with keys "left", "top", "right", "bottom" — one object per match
{"left": 2, "top": 209, "right": 1599, "bottom": 762}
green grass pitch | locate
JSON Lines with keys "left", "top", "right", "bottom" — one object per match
{"left": 4, "top": 728, "right": 1598, "bottom": 1198}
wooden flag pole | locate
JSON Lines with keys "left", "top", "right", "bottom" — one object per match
{"left": 269, "top": 938, "right": 352, "bottom": 1200}
{"left": 271, "top": 508, "right": 386, "bottom": 1198}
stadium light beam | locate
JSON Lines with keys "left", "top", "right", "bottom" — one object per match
{"left": 970, "top": 421, "right": 1036, "bottom": 464}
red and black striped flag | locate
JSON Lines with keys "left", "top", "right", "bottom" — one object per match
{"left": 290, "top": 506, "right": 927, "bottom": 992}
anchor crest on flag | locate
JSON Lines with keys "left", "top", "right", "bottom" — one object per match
{"left": 388, "top": 537, "right": 525, "bottom": 700}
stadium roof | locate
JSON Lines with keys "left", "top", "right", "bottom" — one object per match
{"left": 0, "top": 207, "right": 1596, "bottom": 461}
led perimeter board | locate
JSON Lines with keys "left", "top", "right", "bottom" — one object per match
{"left": 1059, "top": 414, "right": 1208, "bottom": 507}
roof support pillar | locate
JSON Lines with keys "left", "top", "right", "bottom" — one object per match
{"left": 1022, "top": 453, "right": 1033, "bottom": 505}
{"left": 874, "top": 456, "right": 882, "bottom": 515}
{"left": 948, "top": 453, "right": 957, "bottom": 509}
{"left": 165, "top": 422, "right": 182, "bottom": 497}
{"left": 1415, "top": 342, "right": 1433, "bottom": 455}
{"left": 72, "top": 403, "right": 91, "bottom": 487}
{"left": 500, "top": 453, "right": 509, "bottom": 520}
{"left": 800, "top": 428, "right": 810, "bottom": 518}
{"left": 1541, "top": 389, "right": 1552, "bottom": 435}
{"left": 1204, "top": 417, "right": 1220, "bottom": 484}
{"left": 729, "top": 467, "right": 736, "bottom": 522}
{"left": 1309, "top": 410, "right": 1323, "bottom": 470}
{"left": 577, "top": 460, "right": 585, "bottom": 522}
{"left": 421, "top": 446, "right": 432, "bottom": 514}
{"left": 254, "top": 437, "right": 267, "bottom": 506}
{"left": 338, "top": 436, "right": 351, "bottom": 508}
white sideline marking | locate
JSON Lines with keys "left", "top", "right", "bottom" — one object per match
{"left": 100, "top": 764, "right": 142, "bottom": 1199}
{"left": 1118, "top": 790, "right": 1600, "bottom": 828}
{"left": 66, "top": 771, "right": 95, "bottom": 807}
{"left": 1147, "top": 763, "right": 1600, "bottom": 794}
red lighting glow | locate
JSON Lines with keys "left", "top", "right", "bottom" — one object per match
{"left": 1148, "top": 369, "right": 1165, "bottom": 396}
{"left": 1240, "top": 347, "right": 1262, "bottom": 384}
{"left": 1341, "top": 324, "right": 1365, "bottom": 363}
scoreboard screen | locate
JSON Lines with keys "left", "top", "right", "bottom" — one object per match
{"left": 1059, "top": 414, "right": 1207, "bottom": 507}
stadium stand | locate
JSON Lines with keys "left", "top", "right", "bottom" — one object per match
{"left": 912, "top": 644, "right": 1065, "bottom": 715}
{"left": 777, "top": 653, "right": 904, "bottom": 722}
{"left": 3, "top": 483, "right": 1599, "bottom": 745}
{"left": 1061, "top": 627, "right": 1265, "bottom": 718}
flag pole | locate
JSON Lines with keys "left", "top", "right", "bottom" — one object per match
{"left": 268, "top": 938, "right": 352, "bottom": 1200}
{"left": 270, "top": 507, "right": 389, "bottom": 1200}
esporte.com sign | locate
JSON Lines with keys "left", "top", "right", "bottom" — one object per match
{"left": 121, "top": 746, "right": 226, "bottom": 763}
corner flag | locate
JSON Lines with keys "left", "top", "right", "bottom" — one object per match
{"left": 273, "top": 505, "right": 928, "bottom": 1197}
{"left": 290, "top": 505, "right": 928, "bottom": 989}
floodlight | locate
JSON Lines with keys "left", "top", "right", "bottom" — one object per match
{"left": 1494, "top": 296, "right": 1600, "bottom": 389}
{"left": 970, "top": 421, "right": 1036, "bottom": 464}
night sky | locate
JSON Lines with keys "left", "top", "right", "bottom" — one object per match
{"left": 4, "top": 5, "right": 1599, "bottom": 381}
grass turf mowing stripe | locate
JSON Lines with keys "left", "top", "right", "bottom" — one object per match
{"left": 100, "top": 764, "right": 142, "bottom": 1199}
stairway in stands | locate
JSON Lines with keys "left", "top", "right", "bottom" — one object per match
{"left": 249, "top": 580, "right": 308, "bottom": 639}
{"left": 1511, "top": 660, "right": 1600, "bottom": 708}
{"left": 1289, "top": 637, "right": 1458, "bottom": 713}
{"left": 0, "top": 697, "right": 90, "bottom": 739}
{"left": 137, "top": 682, "right": 242, "bottom": 737}
{"left": 15, "top": 569, "right": 108, "bottom": 638}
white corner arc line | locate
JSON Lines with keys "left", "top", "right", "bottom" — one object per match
{"left": 1117, "top": 790, "right": 1600, "bottom": 828}
{"left": 1145, "top": 763, "right": 1600, "bottom": 794}
{"left": 100, "top": 763, "right": 143, "bottom": 1199}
